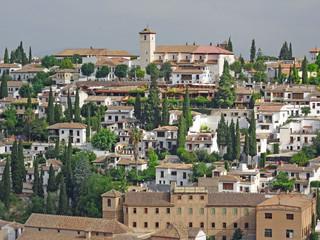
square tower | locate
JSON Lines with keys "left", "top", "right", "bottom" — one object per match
{"left": 139, "top": 28, "right": 156, "bottom": 71}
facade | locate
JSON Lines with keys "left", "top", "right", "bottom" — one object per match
{"left": 47, "top": 123, "right": 87, "bottom": 145}
{"left": 84, "top": 96, "right": 111, "bottom": 106}
{"left": 0, "top": 63, "right": 21, "bottom": 75}
{"left": 53, "top": 69, "right": 80, "bottom": 85}
{"left": 0, "top": 220, "right": 24, "bottom": 240}
{"left": 153, "top": 126, "right": 178, "bottom": 151}
{"left": 172, "top": 67, "right": 212, "bottom": 85}
{"left": 185, "top": 132, "right": 218, "bottom": 154}
{"left": 155, "top": 163, "right": 193, "bottom": 186}
{"left": 309, "top": 47, "right": 320, "bottom": 63}
{"left": 10, "top": 67, "right": 48, "bottom": 81}
{"left": 105, "top": 106, "right": 134, "bottom": 122}
{"left": 256, "top": 194, "right": 316, "bottom": 240}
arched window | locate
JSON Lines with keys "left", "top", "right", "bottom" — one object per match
{"left": 108, "top": 199, "right": 111, "bottom": 207}
{"left": 144, "top": 35, "right": 147, "bottom": 40}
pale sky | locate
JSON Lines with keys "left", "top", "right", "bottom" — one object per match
{"left": 0, "top": 0, "right": 319, "bottom": 60}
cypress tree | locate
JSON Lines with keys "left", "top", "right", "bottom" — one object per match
{"left": 244, "top": 132, "right": 250, "bottom": 165}
{"left": 289, "top": 43, "right": 293, "bottom": 59}
{"left": 29, "top": 47, "right": 32, "bottom": 63}
{"left": 55, "top": 138, "right": 60, "bottom": 157}
{"left": 162, "top": 92, "right": 169, "bottom": 126}
{"left": 134, "top": 93, "right": 141, "bottom": 120}
{"left": 227, "top": 37, "right": 233, "bottom": 52}
{"left": 312, "top": 213, "right": 316, "bottom": 231}
{"left": 33, "top": 159, "right": 39, "bottom": 196}
{"left": 278, "top": 64, "right": 282, "bottom": 81}
{"left": 274, "top": 69, "right": 277, "bottom": 80}
{"left": 46, "top": 192, "right": 54, "bottom": 214}
{"left": 2, "top": 158, "right": 11, "bottom": 208}
{"left": 74, "top": 87, "right": 81, "bottom": 122}
{"left": 235, "top": 119, "right": 241, "bottom": 160}
{"left": 65, "top": 138, "right": 73, "bottom": 201}
{"left": 145, "top": 79, "right": 161, "bottom": 131}
{"left": 27, "top": 96, "right": 32, "bottom": 109}
{"left": 58, "top": 177, "right": 67, "bottom": 215}
{"left": 177, "top": 115, "right": 186, "bottom": 149}
{"left": 0, "top": 73, "right": 9, "bottom": 99}
{"left": 225, "top": 122, "right": 233, "bottom": 160}
{"left": 217, "top": 114, "right": 228, "bottom": 154}
{"left": 11, "top": 140, "right": 19, "bottom": 193}
{"left": 250, "top": 39, "right": 256, "bottom": 63}
{"left": 224, "top": 160, "right": 230, "bottom": 172}
{"left": 38, "top": 171, "right": 44, "bottom": 198}
{"left": 302, "top": 56, "right": 308, "bottom": 84}
{"left": 4, "top": 48, "right": 9, "bottom": 63}
{"left": 86, "top": 107, "right": 91, "bottom": 142}
{"left": 96, "top": 108, "right": 102, "bottom": 132}
{"left": 47, "top": 164, "right": 56, "bottom": 193}
{"left": 18, "top": 139, "right": 26, "bottom": 185}
{"left": 47, "top": 87, "right": 54, "bottom": 125}
{"left": 54, "top": 103, "right": 62, "bottom": 123}
{"left": 67, "top": 89, "right": 72, "bottom": 122}
{"left": 183, "top": 85, "right": 192, "bottom": 132}
{"left": 249, "top": 113, "right": 257, "bottom": 166}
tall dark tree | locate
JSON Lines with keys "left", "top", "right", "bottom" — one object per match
{"left": 278, "top": 64, "right": 282, "bottom": 82}
{"left": 47, "top": 87, "right": 54, "bottom": 125}
{"left": 74, "top": 87, "right": 81, "bottom": 122}
{"left": 11, "top": 140, "right": 19, "bottom": 193}
{"left": 86, "top": 107, "right": 91, "bottom": 142}
{"left": 58, "top": 176, "right": 67, "bottom": 215}
{"left": 47, "top": 164, "right": 56, "bottom": 192}
{"left": 72, "top": 156, "right": 91, "bottom": 203}
{"left": 302, "top": 56, "right": 308, "bottom": 84}
{"left": 279, "top": 41, "right": 291, "bottom": 60}
{"left": 177, "top": 115, "right": 186, "bottom": 149}
{"left": 2, "top": 158, "right": 11, "bottom": 208}
{"left": 54, "top": 103, "right": 62, "bottom": 123}
{"left": 134, "top": 93, "right": 142, "bottom": 121}
{"left": 231, "top": 228, "right": 243, "bottom": 240}
{"left": 65, "top": 138, "right": 73, "bottom": 201}
{"left": 225, "top": 121, "right": 233, "bottom": 161}
{"left": 4, "top": 48, "right": 9, "bottom": 63}
{"left": 289, "top": 43, "right": 293, "bottom": 59}
{"left": 55, "top": 137, "right": 60, "bottom": 157}
{"left": 145, "top": 79, "right": 161, "bottom": 131}
{"left": 249, "top": 113, "right": 257, "bottom": 166}
{"left": 0, "top": 72, "right": 9, "bottom": 99}
{"left": 46, "top": 192, "right": 54, "bottom": 214}
{"left": 244, "top": 132, "right": 250, "bottom": 164}
{"left": 162, "top": 92, "right": 169, "bottom": 126}
{"left": 217, "top": 114, "right": 228, "bottom": 154}
{"left": 250, "top": 39, "right": 256, "bottom": 63}
{"left": 66, "top": 89, "right": 73, "bottom": 122}
{"left": 183, "top": 86, "right": 192, "bottom": 132}
{"left": 227, "top": 37, "right": 233, "bottom": 52}
{"left": 38, "top": 171, "right": 44, "bottom": 198}
{"left": 32, "top": 159, "right": 39, "bottom": 196}
{"left": 160, "top": 62, "right": 172, "bottom": 81}
{"left": 29, "top": 47, "right": 32, "bottom": 63}
{"left": 235, "top": 119, "right": 241, "bottom": 160}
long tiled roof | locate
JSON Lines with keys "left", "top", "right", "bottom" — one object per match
{"left": 155, "top": 45, "right": 233, "bottom": 55}
{"left": 277, "top": 164, "right": 314, "bottom": 172}
{"left": 258, "top": 194, "right": 313, "bottom": 208}
{"left": 123, "top": 192, "right": 173, "bottom": 207}
{"left": 47, "top": 123, "right": 87, "bottom": 129}
{"left": 0, "top": 63, "right": 20, "bottom": 68}
{"left": 155, "top": 163, "right": 193, "bottom": 170}
{"left": 54, "top": 49, "right": 134, "bottom": 57}
{"left": 207, "top": 192, "right": 266, "bottom": 206}
{"left": 24, "top": 214, "right": 132, "bottom": 233}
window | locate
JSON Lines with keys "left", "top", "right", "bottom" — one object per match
{"left": 223, "top": 223, "right": 226, "bottom": 228}
{"left": 223, "top": 208, "right": 226, "bottom": 214}
{"left": 234, "top": 223, "right": 238, "bottom": 228}
{"left": 161, "top": 171, "right": 164, "bottom": 178}
{"left": 200, "top": 208, "right": 204, "bottom": 214}
{"left": 38, "top": 228, "right": 41, "bottom": 231}
{"left": 189, "top": 222, "right": 193, "bottom": 227}
{"left": 286, "top": 230, "right": 294, "bottom": 238}
{"left": 189, "top": 196, "right": 193, "bottom": 200}
{"left": 155, "top": 222, "right": 159, "bottom": 228}
{"left": 133, "top": 222, "right": 136, "bottom": 228}
{"left": 211, "top": 208, "right": 215, "bottom": 214}
{"left": 155, "top": 208, "right": 159, "bottom": 214}
{"left": 265, "top": 213, "right": 272, "bottom": 219}
{"left": 234, "top": 208, "right": 238, "bottom": 214}
{"left": 265, "top": 229, "right": 272, "bottom": 237}
{"left": 167, "top": 208, "right": 170, "bottom": 214}
{"left": 211, "top": 222, "right": 215, "bottom": 228}
{"left": 144, "top": 222, "right": 148, "bottom": 228}
{"left": 286, "top": 214, "right": 294, "bottom": 220}
{"left": 244, "top": 208, "right": 249, "bottom": 215}
{"left": 144, "top": 35, "right": 146, "bottom": 40}
{"left": 107, "top": 199, "right": 111, "bottom": 207}
{"left": 178, "top": 195, "right": 182, "bottom": 200}
{"left": 200, "top": 196, "right": 204, "bottom": 200}
{"left": 78, "top": 231, "right": 80, "bottom": 234}
{"left": 133, "top": 208, "right": 136, "bottom": 214}
{"left": 200, "top": 222, "right": 204, "bottom": 228}
{"left": 223, "top": 183, "right": 234, "bottom": 190}
{"left": 167, "top": 222, "right": 170, "bottom": 227}
{"left": 178, "top": 208, "right": 181, "bottom": 214}
{"left": 183, "top": 172, "right": 187, "bottom": 179}
{"left": 222, "top": 236, "right": 226, "bottom": 240}
{"left": 144, "top": 208, "right": 148, "bottom": 214}
{"left": 171, "top": 171, "right": 177, "bottom": 176}
{"left": 189, "top": 208, "right": 193, "bottom": 214}
{"left": 245, "top": 223, "right": 249, "bottom": 229}
{"left": 58, "top": 230, "right": 60, "bottom": 233}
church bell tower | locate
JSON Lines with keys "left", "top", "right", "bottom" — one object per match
{"left": 139, "top": 27, "right": 156, "bottom": 71}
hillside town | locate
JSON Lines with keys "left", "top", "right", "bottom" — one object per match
{"left": 0, "top": 27, "right": 320, "bottom": 240}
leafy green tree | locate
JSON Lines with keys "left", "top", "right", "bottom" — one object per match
{"left": 24, "top": 196, "right": 46, "bottom": 221}
{"left": 18, "top": 84, "right": 33, "bottom": 98}
{"left": 302, "top": 107, "right": 311, "bottom": 116}
{"left": 253, "top": 60, "right": 267, "bottom": 82}
{"left": 81, "top": 63, "right": 95, "bottom": 80}
{"left": 72, "top": 155, "right": 91, "bottom": 203}
{"left": 47, "top": 87, "right": 54, "bottom": 125}
{"left": 260, "top": 153, "right": 266, "bottom": 168}
{"left": 302, "top": 145, "right": 317, "bottom": 160}
{"left": 183, "top": 86, "right": 192, "bottom": 131}
{"left": 0, "top": 73, "right": 9, "bottom": 99}
{"left": 231, "top": 228, "right": 243, "bottom": 240}
{"left": 279, "top": 41, "right": 292, "bottom": 60}
{"left": 71, "top": 54, "right": 82, "bottom": 64}
{"left": 160, "top": 62, "right": 172, "bottom": 81}
{"left": 312, "top": 213, "right": 316, "bottom": 231}
{"left": 58, "top": 176, "right": 67, "bottom": 215}
{"left": 114, "top": 64, "right": 128, "bottom": 80}
{"left": 47, "top": 164, "right": 56, "bottom": 193}
{"left": 189, "top": 162, "right": 215, "bottom": 182}
{"left": 29, "top": 117, "right": 49, "bottom": 142}
{"left": 91, "top": 128, "right": 117, "bottom": 150}
{"left": 46, "top": 192, "right": 54, "bottom": 214}
{"left": 74, "top": 87, "right": 81, "bottom": 122}
{"left": 4, "top": 48, "right": 9, "bottom": 63}
{"left": 302, "top": 56, "right": 308, "bottom": 84}
{"left": 130, "top": 128, "right": 143, "bottom": 178}
{"left": 230, "top": 61, "right": 242, "bottom": 79}
{"left": 2, "top": 159, "right": 11, "bottom": 208}
{"left": 96, "top": 66, "right": 110, "bottom": 78}
{"left": 24, "top": 108, "right": 34, "bottom": 141}
{"left": 54, "top": 103, "right": 62, "bottom": 123}
{"left": 146, "top": 63, "right": 160, "bottom": 80}
{"left": 271, "top": 172, "right": 295, "bottom": 192}
{"left": 32, "top": 159, "right": 39, "bottom": 196}
{"left": 139, "top": 149, "right": 158, "bottom": 180}
{"left": 60, "top": 58, "right": 75, "bottom": 69}
{"left": 162, "top": 92, "right": 169, "bottom": 126}
{"left": 136, "top": 69, "right": 145, "bottom": 79}
{"left": 145, "top": 79, "right": 161, "bottom": 130}
{"left": 134, "top": 93, "right": 142, "bottom": 121}
{"left": 310, "top": 232, "right": 319, "bottom": 240}
{"left": 290, "top": 152, "right": 308, "bottom": 166}
{"left": 225, "top": 160, "right": 230, "bottom": 172}
{"left": 177, "top": 115, "right": 186, "bottom": 149}
{"left": 250, "top": 39, "right": 256, "bottom": 63}
{"left": 42, "top": 55, "right": 59, "bottom": 68}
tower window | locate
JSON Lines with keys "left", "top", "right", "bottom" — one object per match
{"left": 144, "top": 35, "right": 146, "bottom": 40}
{"left": 107, "top": 199, "right": 111, "bottom": 207}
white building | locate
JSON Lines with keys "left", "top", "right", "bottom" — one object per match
{"left": 309, "top": 47, "right": 320, "bottom": 63}
{"left": 10, "top": 67, "right": 48, "bottom": 81}
{"left": 185, "top": 132, "right": 218, "bottom": 154}
{"left": 60, "top": 87, "right": 88, "bottom": 108}
{"left": 7, "top": 81, "right": 26, "bottom": 99}
{"left": 52, "top": 69, "right": 80, "bottom": 85}
{"left": 105, "top": 106, "right": 134, "bottom": 122}
{"left": 47, "top": 123, "right": 87, "bottom": 145}
{"left": 84, "top": 96, "right": 111, "bottom": 106}
{"left": 155, "top": 163, "right": 193, "bottom": 187}
{"left": 0, "top": 220, "right": 24, "bottom": 240}
{"left": 153, "top": 126, "right": 178, "bottom": 151}
{"left": 172, "top": 67, "right": 212, "bottom": 85}
{"left": 0, "top": 63, "right": 21, "bottom": 75}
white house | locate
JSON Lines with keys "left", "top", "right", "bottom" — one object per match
{"left": 116, "top": 156, "right": 147, "bottom": 172}
{"left": 47, "top": 122, "right": 87, "bottom": 145}
{"left": 6, "top": 81, "right": 26, "bottom": 99}
{"left": 0, "top": 63, "right": 21, "bottom": 75}
{"left": 0, "top": 220, "right": 24, "bottom": 240}
{"left": 155, "top": 163, "right": 193, "bottom": 187}
{"left": 309, "top": 47, "right": 320, "bottom": 63}
{"left": 172, "top": 67, "right": 212, "bottom": 85}
{"left": 10, "top": 67, "right": 48, "bottom": 81}
{"left": 84, "top": 96, "right": 111, "bottom": 106}
{"left": 41, "top": 165, "right": 60, "bottom": 186}
{"left": 105, "top": 106, "right": 134, "bottom": 122}
{"left": 153, "top": 126, "right": 178, "bottom": 151}
{"left": 60, "top": 86, "right": 88, "bottom": 108}
{"left": 185, "top": 132, "right": 218, "bottom": 154}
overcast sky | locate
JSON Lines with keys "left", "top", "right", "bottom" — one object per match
{"left": 0, "top": 0, "right": 319, "bottom": 60}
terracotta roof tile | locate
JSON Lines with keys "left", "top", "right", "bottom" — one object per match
{"left": 0, "top": 63, "right": 20, "bottom": 68}
{"left": 54, "top": 49, "right": 134, "bottom": 57}
{"left": 155, "top": 163, "right": 193, "bottom": 170}
{"left": 124, "top": 192, "right": 173, "bottom": 207}
{"left": 207, "top": 192, "right": 266, "bottom": 206}
{"left": 258, "top": 194, "right": 313, "bottom": 208}
{"left": 154, "top": 126, "right": 178, "bottom": 131}
{"left": 101, "top": 189, "right": 123, "bottom": 197}
{"left": 47, "top": 123, "right": 87, "bottom": 129}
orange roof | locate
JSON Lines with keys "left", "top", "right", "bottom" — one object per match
{"left": 139, "top": 28, "right": 156, "bottom": 34}
{"left": 309, "top": 47, "right": 320, "bottom": 53}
